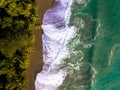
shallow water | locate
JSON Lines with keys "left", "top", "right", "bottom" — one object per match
{"left": 28, "top": 0, "right": 120, "bottom": 90}
{"left": 59, "top": 0, "right": 120, "bottom": 90}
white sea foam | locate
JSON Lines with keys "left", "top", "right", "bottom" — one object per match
{"left": 35, "top": 0, "right": 76, "bottom": 90}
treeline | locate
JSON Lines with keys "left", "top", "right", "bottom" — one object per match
{"left": 0, "top": 0, "right": 38, "bottom": 89}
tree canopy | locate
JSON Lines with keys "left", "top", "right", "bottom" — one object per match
{"left": 0, "top": 0, "right": 39, "bottom": 89}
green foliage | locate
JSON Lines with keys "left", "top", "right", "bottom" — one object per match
{"left": 0, "top": 0, "right": 38, "bottom": 89}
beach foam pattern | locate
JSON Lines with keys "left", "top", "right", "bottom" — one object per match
{"left": 35, "top": 0, "right": 76, "bottom": 90}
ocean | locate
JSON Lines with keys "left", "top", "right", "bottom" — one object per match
{"left": 35, "top": 0, "right": 120, "bottom": 90}
{"left": 59, "top": 0, "right": 120, "bottom": 90}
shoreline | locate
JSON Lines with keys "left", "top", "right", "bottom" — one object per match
{"left": 23, "top": 0, "right": 54, "bottom": 90}
{"left": 35, "top": 0, "right": 76, "bottom": 90}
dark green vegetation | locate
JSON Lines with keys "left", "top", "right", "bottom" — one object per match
{"left": 0, "top": 0, "right": 38, "bottom": 89}
{"left": 59, "top": 0, "right": 120, "bottom": 90}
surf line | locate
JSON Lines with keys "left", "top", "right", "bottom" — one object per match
{"left": 35, "top": 0, "right": 76, "bottom": 90}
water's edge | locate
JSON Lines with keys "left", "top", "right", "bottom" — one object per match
{"left": 35, "top": 0, "right": 75, "bottom": 90}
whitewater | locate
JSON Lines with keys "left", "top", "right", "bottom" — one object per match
{"left": 35, "top": 0, "right": 77, "bottom": 90}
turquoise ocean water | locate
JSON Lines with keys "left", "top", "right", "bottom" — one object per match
{"left": 58, "top": 0, "right": 120, "bottom": 90}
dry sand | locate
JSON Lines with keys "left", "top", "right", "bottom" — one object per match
{"left": 23, "top": 0, "right": 53, "bottom": 90}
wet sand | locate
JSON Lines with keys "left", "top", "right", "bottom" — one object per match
{"left": 23, "top": 0, "right": 53, "bottom": 90}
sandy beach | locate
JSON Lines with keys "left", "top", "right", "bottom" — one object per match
{"left": 23, "top": 0, "right": 53, "bottom": 90}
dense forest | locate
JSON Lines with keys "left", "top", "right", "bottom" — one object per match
{"left": 0, "top": 0, "right": 38, "bottom": 89}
